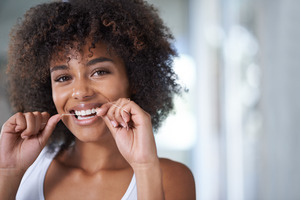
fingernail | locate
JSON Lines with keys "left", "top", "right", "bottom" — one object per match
{"left": 21, "top": 135, "right": 29, "bottom": 139}
{"left": 120, "top": 122, "right": 127, "bottom": 128}
{"left": 111, "top": 120, "right": 118, "bottom": 128}
{"left": 96, "top": 108, "right": 100, "bottom": 114}
{"left": 96, "top": 108, "right": 103, "bottom": 115}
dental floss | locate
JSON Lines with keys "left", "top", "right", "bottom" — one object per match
{"left": 60, "top": 113, "right": 76, "bottom": 117}
{"left": 107, "top": 102, "right": 130, "bottom": 114}
{"left": 105, "top": 97, "right": 130, "bottom": 114}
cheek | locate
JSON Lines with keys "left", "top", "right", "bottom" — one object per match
{"left": 108, "top": 77, "right": 130, "bottom": 99}
{"left": 51, "top": 89, "right": 60, "bottom": 109}
{"left": 51, "top": 86, "right": 68, "bottom": 110}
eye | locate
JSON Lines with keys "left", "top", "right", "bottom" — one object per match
{"left": 55, "top": 75, "right": 72, "bottom": 82}
{"left": 92, "top": 69, "right": 110, "bottom": 77}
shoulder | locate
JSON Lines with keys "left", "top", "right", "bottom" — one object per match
{"left": 16, "top": 148, "right": 55, "bottom": 199}
{"left": 159, "top": 158, "right": 196, "bottom": 200}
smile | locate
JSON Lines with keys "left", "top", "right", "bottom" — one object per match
{"left": 73, "top": 108, "right": 98, "bottom": 120}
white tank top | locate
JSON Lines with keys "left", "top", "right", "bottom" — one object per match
{"left": 16, "top": 148, "right": 137, "bottom": 200}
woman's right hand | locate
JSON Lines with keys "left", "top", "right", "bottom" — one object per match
{"left": 0, "top": 112, "right": 60, "bottom": 173}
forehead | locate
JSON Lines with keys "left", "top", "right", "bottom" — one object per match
{"left": 50, "top": 42, "right": 118, "bottom": 65}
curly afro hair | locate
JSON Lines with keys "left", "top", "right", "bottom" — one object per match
{"left": 7, "top": 0, "right": 182, "bottom": 151}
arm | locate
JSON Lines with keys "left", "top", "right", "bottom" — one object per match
{"left": 0, "top": 169, "right": 24, "bottom": 200}
{"left": 133, "top": 160, "right": 165, "bottom": 200}
{"left": 0, "top": 112, "right": 60, "bottom": 199}
{"left": 97, "top": 98, "right": 165, "bottom": 199}
{"left": 98, "top": 98, "right": 196, "bottom": 199}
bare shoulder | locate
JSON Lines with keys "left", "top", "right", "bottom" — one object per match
{"left": 159, "top": 158, "right": 196, "bottom": 200}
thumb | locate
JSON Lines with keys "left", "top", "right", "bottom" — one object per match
{"left": 39, "top": 114, "right": 61, "bottom": 146}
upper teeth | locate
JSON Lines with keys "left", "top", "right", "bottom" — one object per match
{"left": 75, "top": 108, "right": 97, "bottom": 116}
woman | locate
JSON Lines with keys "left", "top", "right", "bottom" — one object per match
{"left": 0, "top": 0, "right": 196, "bottom": 199}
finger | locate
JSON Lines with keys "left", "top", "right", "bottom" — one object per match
{"left": 32, "top": 112, "right": 43, "bottom": 132}
{"left": 106, "top": 102, "right": 119, "bottom": 127}
{"left": 1, "top": 112, "right": 26, "bottom": 134}
{"left": 100, "top": 115, "right": 118, "bottom": 138}
{"left": 96, "top": 103, "right": 119, "bottom": 127}
{"left": 14, "top": 112, "right": 27, "bottom": 133}
{"left": 96, "top": 103, "right": 111, "bottom": 117}
{"left": 97, "top": 98, "right": 131, "bottom": 129}
{"left": 119, "top": 99, "right": 131, "bottom": 123}
{"left": 113, "top": 100, "right": 129, "bottom": 128}
{"left": 40, "top": 112, "right": 50, "bottom": 130}
{"left": 21, "top": 112, "right": 36, "bottom": 138}
{"left": 119, "top": 98, "right": 131, "bottom": 128}
{"left": 119, "top": 100, "right": 152, "bottom": 128}
{"left": 38, "top": 114, "right": 61, "bottom": 146}
{"left": 96, "top": 103, "right": 118, "bottom": 128}
{"left": 121, "top": 108, "right": 131, "bottom": 123}
{"left": 21, "top": 112, "right": 50, "bottom": 139}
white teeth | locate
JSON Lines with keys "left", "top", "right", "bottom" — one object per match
{"left": 86, "top": 110, "right": 91, "bottom": 115}
{"left": 74, "top": 108, "right": 97, "bottom": 118}
{"left": 75, "top": 110, "right": 80, "bottom": 116}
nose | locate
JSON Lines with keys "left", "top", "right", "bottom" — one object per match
{"left": 71, "top": 79, "right": 95, "bottom": 100}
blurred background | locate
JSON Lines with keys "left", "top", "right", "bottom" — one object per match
{"left": 1, "top": 0, "right": 300, "bottom": 199}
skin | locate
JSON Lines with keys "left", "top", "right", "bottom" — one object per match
{"left": 0, "top": 42, "right": 196, "bottom": 199}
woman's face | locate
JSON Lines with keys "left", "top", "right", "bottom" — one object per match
{"left": 50, "top": 42, "right": 130, "bottom": 142}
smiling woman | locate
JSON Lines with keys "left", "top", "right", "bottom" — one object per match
{"left": 0, "top": 0, "right": 195, "bottom": 199}
{"left": 50, "top": 42, "right": 130, "bottom": 142}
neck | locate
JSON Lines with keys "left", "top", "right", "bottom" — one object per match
{"left": 61, "top": 135, "right": 130, "bottom": 174}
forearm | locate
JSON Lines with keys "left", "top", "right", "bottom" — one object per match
{"left": 0, "top": 169, "right": 23, "bottom": 200}
{"left": 133, "top": 160, "right": 165, "bottom": 200}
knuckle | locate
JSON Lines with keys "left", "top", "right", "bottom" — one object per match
{"left": 14, "top": 112, "right": 25, "bottom": 123}
{"left": 25, "top": 112, "right": 34, "bottom": 118}
{"left": 33, "top": 111, "right": 42, "bottom": 116}
{"left": 42, "top": 112, "right": 50, "bottom": 117}
{"left": 121, "top": 97, "right": 128, "bottom": 102}
{"left": 15, "top": 112, "right": 23, "bottom": 117}
{"left": 115, "top": 98, "right": 122, "bottom": 104}
{"left": 107, "top": 110, "right": 115, "bottom": 119}
{"left": 41, "top": 112, "right": 50, "bottom": 120}
{"left": 33, "top": 111, "right": 42, "bottom": 119}
{"left": 14, "top": 112, "right": 24, "bottom": 120}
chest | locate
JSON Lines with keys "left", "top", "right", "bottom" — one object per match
{"left": 44, "top": 161, "right": 133, "bottom": 200}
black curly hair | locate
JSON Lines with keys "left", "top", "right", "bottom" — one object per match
{"left": 7, "top": 0, "right": 182, "bottom": 151}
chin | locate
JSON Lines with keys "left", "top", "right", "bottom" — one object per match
{"left": 71, "top": 126, "right": 111, "bottom": 143}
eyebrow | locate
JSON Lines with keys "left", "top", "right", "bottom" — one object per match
{"left": 86, "top": 57, "right": 113, "bottom": 66}
{"left": 50, "top": 57, "right": 114, "bottom": 73}
{"left": 50, "top": 65, "right": 69, "bottom": 73}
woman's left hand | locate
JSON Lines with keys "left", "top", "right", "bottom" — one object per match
{"left": 96, "top": 98, "right": 159, "bottom": 169}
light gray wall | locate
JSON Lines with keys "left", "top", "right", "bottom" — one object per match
{"left": 0, "top": 0, "right": 49, "bottom": 126}
{"left": 0, "top": 0, "right": 49, "bottom": 55}
{"left": 257, "top": 0, "right": 300, "bottom": 199}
